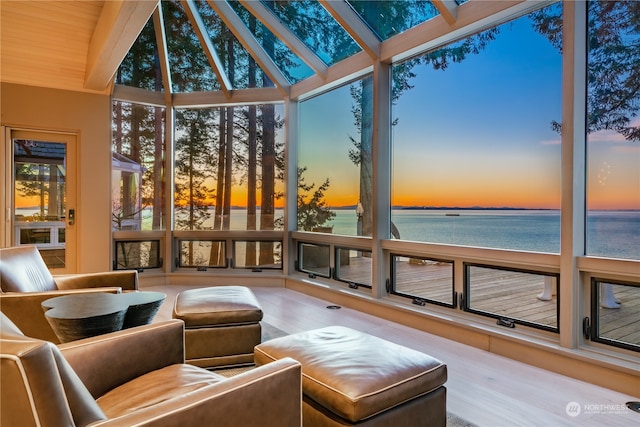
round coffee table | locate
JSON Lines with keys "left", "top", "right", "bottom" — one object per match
{"left": 120, "top": 291, "right": 167, "bottom": 328}
{"left": 42, "top": 291, "right": 166, "bottom": 343}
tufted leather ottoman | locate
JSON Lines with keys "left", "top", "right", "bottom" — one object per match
{"left": 255, "top": 326, "right": 447, "bottom": 426}
{"left": 173, "top": 286, "right": 263, "bottom": 369}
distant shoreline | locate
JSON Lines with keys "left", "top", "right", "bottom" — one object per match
{"left": 16, "top": 205, "right": 638, "bottom": 212}
{"left": 395, "top": 206, "right": 547, "bottom": 211}
{"left": 328, "top": 206, "right": 638, "bottom": 212}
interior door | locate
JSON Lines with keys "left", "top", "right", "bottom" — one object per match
{"left": 10, "top": 129, "right": 77, "bottom": 273}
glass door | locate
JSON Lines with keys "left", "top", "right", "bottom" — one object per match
{"left": 11, "top": 130, "right": 77, "bottom": 272}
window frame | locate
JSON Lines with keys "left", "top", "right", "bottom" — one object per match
{"left": 588, "top": 277, "right": 640, "bottom": 353}
{"left": 463, "top": 262, "right": 560, "bottom": 333}
{"left": 389, "top": 253, "right": 456, "bottom": 309}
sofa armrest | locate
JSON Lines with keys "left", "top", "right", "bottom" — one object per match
{"left": 96, "top": 357, "right": 302, "bottom": 427}
{"left": 0, "top": 288, "right": 122, "bottom": 343}
{"left": 54, "top": 270, "right": 138, "bottom": 291}
{"left": 59, "top": 320, "right": 185, "bottom": 399}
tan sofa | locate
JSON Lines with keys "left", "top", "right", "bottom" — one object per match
{"left": 0, "top": 312, "right": 302, "bottom": 426}
{"left": 0, "top": 245, "right": 138, "bottom": 343}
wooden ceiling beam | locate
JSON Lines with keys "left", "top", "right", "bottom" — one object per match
{"left": 319, "top": 0, "right": 380, "bottom": 60}
{"left": 84, "top": 0, "right": 159, "bottom": 91}
{"left": 240, "top": 0, "right": 328, "bottom": 79}
{"left": 432, "top": 0, "right": 459, "bottom": 25}
{"left": 182, "top": 0, "right": 233, "bottom": 98}
{"left": 152, "top": 6, "right": 173, "bottom": 104}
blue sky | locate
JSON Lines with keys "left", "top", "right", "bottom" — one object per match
{"left": 298, "top": 6, "right": 638, "bottom": 210}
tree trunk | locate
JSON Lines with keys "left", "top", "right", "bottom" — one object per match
{"left": 223, "top": 105, "right": 234, "bottom": 231}
{"left": 222, "top": 36, "right": 235, "bottom": 231}
{"left": 260, "top": 17, "right": 276, "bottom": 265}
{"left": 209, "top": 108, "right": 226, "bottom": 265}
{"left": 359, "top": 76, "right": 374, "bottom": 237}
{"left": 246, "top": 28, "right": 257, "bottom": 265}
{"left": 260, "top": 103, "right": 275, "bottom": 265}
{"left": 153, "top": 46, "right": 164, "bottom": 230}
{"left": 214, "top": 108, "right": 226, "bottom": 231}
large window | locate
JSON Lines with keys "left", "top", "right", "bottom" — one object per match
{"left": 390, "top": 4, "right": 563, "bottom": 252}
{"left": 101, "top": 0, "right": 639, "bottom": 367}
{"left": 582, "top": 2, "right": 639, "bottom": 355}
{"left": 112, "top": 102, "right": 166, "bottom": 231}
{"left": 298, "top": 77, "right": 374, "bottom": 237}
{"left": 585, "top": 2, "right": 640, "bottom": 261}
{"left": 173, "top": 105, "right": 285, "bottom": 232}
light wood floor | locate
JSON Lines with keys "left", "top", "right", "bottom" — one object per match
{"left": 145, "top": 284, "right": 639, "bottom": 427}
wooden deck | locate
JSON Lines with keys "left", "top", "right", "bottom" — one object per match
{"left": 337, "top": 256, "right": 639, "bottom": 346}
{"left": 40, "top": 248, "right": 65, "bottom": 269}
{"left": 598, "top": 284, "right": 640, "bottom": 345}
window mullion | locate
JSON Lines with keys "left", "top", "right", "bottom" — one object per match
{"left": 372, "top": 59, "right": 391, "bottom": 299}
{"left": 559, "top": 0, "right": 587, "bottom": 349}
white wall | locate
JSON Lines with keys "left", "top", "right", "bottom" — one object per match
{"left": 1, "top": 82, "right": 112, "bottom": 273}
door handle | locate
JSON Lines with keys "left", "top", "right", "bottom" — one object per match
{"left": 68, "top": 209, "right": 75, "bottom": 225}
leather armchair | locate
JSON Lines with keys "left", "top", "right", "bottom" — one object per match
{"left": 0, "top": 312, "right": 302, "bottom": 426}
{"left": 0, "top": 245, "right": 138, "bottom": 343}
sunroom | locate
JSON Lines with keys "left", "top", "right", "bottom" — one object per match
{"left": 1, "top": 0, "right": 638, "bottom": 422}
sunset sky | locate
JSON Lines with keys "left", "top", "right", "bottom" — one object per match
{"left": 298, "top": 12, "right": 639, "bottom": 211}
{"left": 15, "top": 9, "right": 638, "bottom": 213}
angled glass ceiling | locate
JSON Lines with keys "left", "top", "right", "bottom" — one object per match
{"left": 226, "top": 1, "right": 314, "bottom": 84}
{"left": 117, "top": 0, "right": 452, "bottom": 95}
{"left": 261, "top": 0, "right": 362, "bottom": 66}
{"left": 117, "top": 18, "right": 166, "bottom": 91}
{"left": 164, "top": 0, "right": 220, "bottom": 92}
{"left": 347, "top": 0, "right": 441, "bottom": 40}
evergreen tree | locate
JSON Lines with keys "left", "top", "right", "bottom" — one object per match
{"left": 296, "top": 167, "right": 336, "bottom": 231}
{"left": 530, "top": 1, "right": 639, "bottom": 142}
{"left": 174, "top": 109, "right": 216, "bottom": 231}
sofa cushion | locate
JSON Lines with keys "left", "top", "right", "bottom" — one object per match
{"left": 97, "top": 364, "right": 226, "bottom": 418}
{"left": 0, "top": 246, "right": 57, "bottom": 292}
{"left": 173, "top": 286, "right": 263, "bottom": 327}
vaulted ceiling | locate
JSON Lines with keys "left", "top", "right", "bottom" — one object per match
{"left": 1, "top": 1, "right": 525, "bottom": 97}
{"left": 1, "top": 1, "right": 158, "bottom": 94}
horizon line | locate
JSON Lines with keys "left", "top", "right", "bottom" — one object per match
{"left": 16, "top": 205, "right": 638, "bottom": 212}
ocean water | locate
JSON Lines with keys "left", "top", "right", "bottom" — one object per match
{"left": 390, "top": 210, "right": 561, "bottom": 252}
{"left": 329, "top": 209, "right": 639, "bottom": 260}
{"left": 17, "top": 207, "right": 640, "bottom": 260}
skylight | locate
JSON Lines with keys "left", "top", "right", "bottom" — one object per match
{"left": 346, "top": 0, "right": 440, "bottom": 40}
{"left": 117, "top": 0, "right": 450, "bottom": 94}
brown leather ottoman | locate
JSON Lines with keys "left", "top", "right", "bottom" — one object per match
{"left": 255, "top": 326, "right": 447, "bottom": 426}
{"left": 173, "top": 286, "right": 263, "bottom": 369}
